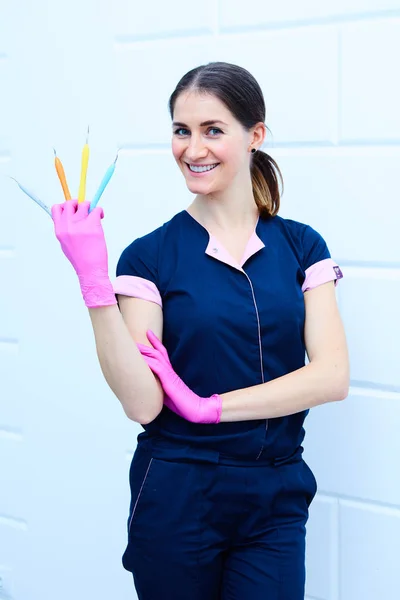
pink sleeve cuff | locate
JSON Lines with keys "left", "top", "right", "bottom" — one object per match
{"left": 113, "top": 275, "right": 162, "bottom": 307}
{"left": 302, "top": 258, "right": 343, "bottom": 292}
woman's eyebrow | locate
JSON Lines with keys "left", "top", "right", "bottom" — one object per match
{"left": 172, "top": 119, "right": 228, "bottom": 127}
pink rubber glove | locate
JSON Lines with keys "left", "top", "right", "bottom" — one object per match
{"left": 51, "top": 200, "right": 117, "bottom": 308}
{"left": 137, "top": 330, "right": 222, "bottom": 424}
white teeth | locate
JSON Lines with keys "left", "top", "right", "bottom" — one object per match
{"left": 189, "top": 163, "right": 218, "bottom": 173}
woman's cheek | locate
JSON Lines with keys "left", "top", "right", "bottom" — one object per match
{"left": 215, "top": 142, "right": 237, "bottom": 165}
{"left": 171, "top": 138, "right": 183, "bottom": 161}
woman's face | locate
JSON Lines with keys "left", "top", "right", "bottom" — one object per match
{"left": 171, "top": 91, "right": 254, "bottom": 197}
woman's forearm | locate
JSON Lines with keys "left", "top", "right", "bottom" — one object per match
{"left": 219, "top": 360, "right": 349, "bottom": 422}
{"left": 88, "top": 305, "right": 163, "bottom": 424}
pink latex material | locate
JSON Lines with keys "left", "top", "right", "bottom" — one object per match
{"left": 51, "top": 200, "right": 117, "bottom": 308}
{"left": 137, "top": 330, "right": 222, "bottom": 424}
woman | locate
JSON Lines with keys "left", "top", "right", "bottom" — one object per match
{"left": 52, "top": 62, "right": 349, "bottom": 599}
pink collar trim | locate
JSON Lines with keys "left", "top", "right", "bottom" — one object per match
{"left": 205, "top": 228, "right": 265, "bottom": 271}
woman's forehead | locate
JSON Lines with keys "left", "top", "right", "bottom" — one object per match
{"left": 173, "top": 91, "right": 232, "bottom": 123}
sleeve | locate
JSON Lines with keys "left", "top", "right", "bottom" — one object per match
{"left": 301, "top": 225, "right": 343, "bottom": 293}
{"left": 113, "top": 233, "right": 162, "bottom": 307}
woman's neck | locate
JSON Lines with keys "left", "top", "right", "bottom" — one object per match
{"left": 189, "top": 181, "right": 259, "bottom": 232}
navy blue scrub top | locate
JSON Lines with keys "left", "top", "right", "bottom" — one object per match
{"left": 114, "top": 210, "right": 343, "bottom": 461}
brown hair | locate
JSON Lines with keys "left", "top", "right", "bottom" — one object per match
{"left": 168, "top": 61, "right": 283, "bottom": 217}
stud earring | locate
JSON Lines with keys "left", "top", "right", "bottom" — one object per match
{"left": 251, "top": 148, "right": 256, "bottom": 154}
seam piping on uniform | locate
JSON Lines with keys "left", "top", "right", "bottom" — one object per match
{"left": 255, "top": 446, "right": 264, "bottom": 460}
{"left": 244, "top": 274, "right": 265, "bottom": 384}
{"left": 245, "top": 272, "right": 269, "bottom": 453}
{"left": 128, "top": 457, "right": 153, "bottom": 534}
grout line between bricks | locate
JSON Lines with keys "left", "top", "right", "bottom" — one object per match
{"left": 0, "top": 514, "right": 28, "bottom": 531}
{"left": 349, "top": 380, "right": 400, "bottom": 394}
{"left": 118, "top": 145, "right": 170, "bottom": 154}
{"left": 337, "top": 27, "right": 343, "bottom": 145}
{"left": 0, "top": 337, "right": 18, "bottom": 347}
{"left": 0, "top": 248, "right": 16, "bottom": 259}
{"left": 340, "top": 138, "right": 400, "bottom": 146}
{"left": 336, "top": 497, "right": 341, "bottom": 600}
{"left": 219, "top": 10, "right": 400, "bottom": 35}
{"left": 112, "top": 10, "right": 400, "bottom": 48}
{"left": 0, "top": 428, "right": 23, "bottom": 442}
{"left": 348, "top": 386, "right": 400, "bottom": 401}
{"left": 114, "top": 28, "right": 213, "bottom": 46}
{"left": 212, "top": 0, "right": 220, "bottom": 36}
{"left": 337, "top": 260, "right": 400, "bottom": 270}
{"left": 266, "top": 141, "right": 337, "bottom": 149}
{"left": 318, "top": 491, "right": 400, "bottom": 512}
{"left": 269, "top": 140, "right": 400, "bottom": 149}
{"left": 118, "top": 143, "right": 400, "bottom": 156}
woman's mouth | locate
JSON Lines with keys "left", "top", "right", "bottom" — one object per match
{"left": 185, "top": 162, "right": 220, "bottom": 176}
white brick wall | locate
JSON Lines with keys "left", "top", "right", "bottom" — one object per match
{"left": 340, "top": 19, "right": 400, "bottom": 141}
{"left": 1, "top": 1, "right": 399, "bottom": 599}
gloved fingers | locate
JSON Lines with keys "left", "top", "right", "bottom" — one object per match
{"left": 136, "top": 343, "right": 164, "bottom": 368}
{"left": 62, "top": 199, "right": 79, "bottom": 221}
{"left": 146, "top": 330, "right": 170, "bottom": 361}
{"left": 137, "top": 342, "right": 164, "bottom": 364}
{"left": 87, "top": 205, "right": 104, "bottom": 223}
{"left": 51, "top": 203, "right": 64, "bottom": 222}
{"left": 140, "top": 340, "right": 170, "bottom": 362}
{"left": 136, "top": 342, "right": 156, "bottom": 356}
{"left": 74, "top": 201, "right": 91, "bottom": 220}
{"left": 137, "top": 349, "right": 162, "bottom": 376}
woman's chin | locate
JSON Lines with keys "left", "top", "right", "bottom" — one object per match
{"left": 186, "top": 181, "right": 214, "bottom": 195}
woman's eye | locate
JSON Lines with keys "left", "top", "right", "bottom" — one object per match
{"left": 174, "top": 128, "right": 190, "bottom": 136}
{"left": 208, "top": 127, "right": 223, "bottom": 136}
{"left": 173, "top": 127, "right": 223, "bottom": 136}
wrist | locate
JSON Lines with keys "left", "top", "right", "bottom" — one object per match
{"left": 198, "top": 394, "right": 222, "bottom": 424}
{"left": 78, "top": 273, "right": 117, "bottom": 308}
{"left": 212, "top": 394, "right": 223, "bottom": 424}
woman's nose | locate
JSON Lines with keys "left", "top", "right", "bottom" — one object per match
{"left": 186, "top": 136, "right": 208, "bottom": 161}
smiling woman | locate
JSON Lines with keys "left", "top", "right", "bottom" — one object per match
{"left": 85, "top": 61, "right": 350, "bottom": 600}
{"left": 168, "top": 62, "right": 283, "bottom": 219}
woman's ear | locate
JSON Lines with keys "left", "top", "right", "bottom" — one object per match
{"left": 251, "top": 122, "right": 267, "bottom": 149}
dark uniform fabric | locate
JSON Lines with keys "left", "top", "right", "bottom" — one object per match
{"left": 122, "top": 440, "right": 317, "bottom": 600}
{"left": 115, "top": 210, "right": 342, "bottom": 598}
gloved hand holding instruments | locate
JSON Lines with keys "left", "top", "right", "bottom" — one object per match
{"left": 11, "top": 127, "right": 119, "bottom": 309}
{"left": 11, "top": 127, "right": 220, "bottom": 422}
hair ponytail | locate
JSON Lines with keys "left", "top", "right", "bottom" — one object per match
{"left": 251, "top": 150, "right": 283, "bottom": 217}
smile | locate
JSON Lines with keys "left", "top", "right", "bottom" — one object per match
{"left": 187, "top": 163, "right": 219, "bottom": 173}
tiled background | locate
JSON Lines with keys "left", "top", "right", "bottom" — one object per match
{"left": 1, "top": 1, "right": 399, "bottom": 598}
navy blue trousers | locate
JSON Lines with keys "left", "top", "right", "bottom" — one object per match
{"left": 122, "top": 441, "right": 317, "bottom": 599}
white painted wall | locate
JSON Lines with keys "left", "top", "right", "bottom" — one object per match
{"left": 1, "top": 1, "right": 399, "bottom": 599}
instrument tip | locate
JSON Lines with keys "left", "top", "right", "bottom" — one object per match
{"left": 53, "top": 147, "right": 57, "bottom": 157}
{"left": 8, "top": 175, "right": 21, "bottom": 188}
{"left": 86, "top": 125, "right": 90, "bottom": 143}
